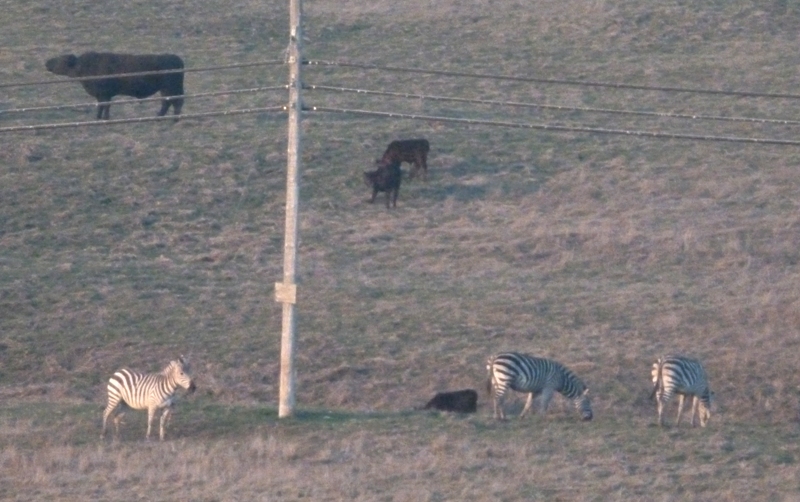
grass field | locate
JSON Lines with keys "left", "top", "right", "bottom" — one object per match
{"left": 3, "top": 0, "right": 800, "bottom": 499}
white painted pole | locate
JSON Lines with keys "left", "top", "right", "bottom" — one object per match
{"left": 276, "top": 0, "right": 303, "bottom": 418}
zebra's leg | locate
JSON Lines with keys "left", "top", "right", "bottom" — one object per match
{"left": 493, "top": 390, "right": 506, "bottom": 420}
{"left": 112, "top": 411, "right": 125, "bottom": 440}
{"left": 656, "top": 393, "right": 666, "bottom": 426}
{"left": 519, "top": 392, "right": 536, "bottom": 418}
{"left": 146, "top": 408, "right": 156, "bottom": 441}
{"left": 690, "top": 396, "right": 699, "bottom": 427}
{"left": 101, "top": 404, "right": 116, "bottom": 439}
{"left": 538, "top": 388, "right": 555, "bottom": 416}
{"left": 101, "top": 393, "right": 123, "bottom": 439}
{"left": 159, "top": 407, "right": 172, "bottom": 441}
{"left": 675, "top": 394, "right": 686, "bottom": 426}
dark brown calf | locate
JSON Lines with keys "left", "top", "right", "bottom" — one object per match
{"left": 423, "top": 389, "right": 478, "bottom": 413}
{"left": 376, "top": 138, "right": 430, "bottom": 181}
{"left": 364, "top": 160, "right": 402, "bottom": 209}
{"left": 46, "top": 52, "right": 185, "bottom": 120}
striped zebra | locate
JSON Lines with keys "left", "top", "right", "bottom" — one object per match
{"left": 101, "top": 356, "right": 196, "bottom": 441}
{"left": 486, "top": 352, "right": 593, "bottom": 421}
{"left": 650, "top": 354, "right": 713, "bottom": 427}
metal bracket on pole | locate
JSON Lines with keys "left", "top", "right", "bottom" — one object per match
{"left": 275, "top": 282, "right": 297, "bottom": 304}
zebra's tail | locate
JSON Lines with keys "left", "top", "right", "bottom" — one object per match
{"left": 486, "top": 358, "right": 495, "bottom": 398}
{"left": 649, "top": 358, "right": 663, "bottom": 401}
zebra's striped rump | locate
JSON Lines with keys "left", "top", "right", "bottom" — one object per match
{"left": 651, "top": 354, "right": 712, "bottom": 427}
{"left": 487, "top": 352, "right": 593, "bottom": 421}
{"left": 101, "top": 355, "right": 195, "bottom": 441}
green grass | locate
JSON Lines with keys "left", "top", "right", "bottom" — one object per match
{"left": 4, "top": 0, "right": 800, "bottom": 499}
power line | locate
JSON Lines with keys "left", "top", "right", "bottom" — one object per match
{"left": 308, "top": 106, "right": 800, "bottom": 146}
{"left": 0, "top": 60, "right": 285, "bottom": 89}
{"left": 306, "top": 60, "right": 800, "bottom": 100}
{"left": 1, "top": 86, "right": 288, "bottom": 116}
{"left": 306, "top": 83, "right": 800, "bottom": 126}
{"left": 0, "top": 106, "right": 286, "bottom": 133}
{"left": 6, "top": 98, "right": 798, "bottom": 145}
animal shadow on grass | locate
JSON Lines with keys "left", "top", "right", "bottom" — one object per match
{"left": 420, "top": 389, "right": 479, "bottom": 413}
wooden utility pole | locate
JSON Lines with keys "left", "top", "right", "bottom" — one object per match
{"left": 275, "top": 0, "right": 303, "bottom": 418}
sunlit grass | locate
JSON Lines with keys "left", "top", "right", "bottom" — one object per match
{"left": 3, "top": 0, "right": 800, "bottom": 499}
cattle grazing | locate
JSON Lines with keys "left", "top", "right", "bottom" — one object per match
{"left": 46, "top": 52, "right": 185, "bottom": 120}
{"left": 364, "top": 160, "right": 402, "bottom": 209}
{"left": 376, "top": 139, "right": 430, "bottom": 181}
{"left": 423, "top": 389, "right": 478, "bottom": 413}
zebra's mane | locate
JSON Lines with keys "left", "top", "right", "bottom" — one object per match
{"left": 161, "top": 359, "right": 183, "bottom": 377}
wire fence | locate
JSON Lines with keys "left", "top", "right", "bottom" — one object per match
{"left": 305, "top": 83, "right": 800, "bottom": 126}
{"left": 2, "top": 58, "right": 800, "bottom": 145}
{"left": 305, "top": 60, "right": 800, "bottom": 100}
{"left": 0, "top": 106, "right": 286, "bottom": 133}
{"left": 308, "top": 106, "right": 800, "bottom": 146}
{"left": 0, "top": 60, "right": 286, "bottom": 89}
{"left": 1, "top": 86, "right": 287, "bottom": 116}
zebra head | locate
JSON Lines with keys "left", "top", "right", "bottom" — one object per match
{"left": 575, "top": 388, "right": 593, "bottom": 421}
{"left": 166, "top": 356, "right": 196, "bottom": 393}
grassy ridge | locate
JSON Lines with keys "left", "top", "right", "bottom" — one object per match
{"left": 3, "top": 0, "right": 800, "bottom": 499}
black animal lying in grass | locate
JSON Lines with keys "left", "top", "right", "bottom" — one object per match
{"left": 376, "top": 138, "right": 430, "bottom": 181}
{"left": 423, "top": 389, "right": 478, "bottom": 413}
{"left": 364, "top": 160, "right": 402, "bottom": 209}
{"left": 46, "top": 52, "right": 185, "bottom": 120}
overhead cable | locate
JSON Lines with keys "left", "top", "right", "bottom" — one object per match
{"left": 0, "top": 106, "right": 286, "bottom": 133}
{"left": 308, "top": 106, "right": 800, "bottom": 146}
{"left": 306, "top": 83, "right": 800, "bottom": 126}
{"left": 0, "top": 60, "right": 285, "bottom": 89}
{"left": 306, "top": 60, "right": 800, "bottom": 100}
{"left": 1, "top": 86, "right": 288, "bottom": 116}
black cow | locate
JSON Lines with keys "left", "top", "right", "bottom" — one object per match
{"left": 423, "top": 389, "right": 478, "bottom": 413}
{"left": 46, "top": 52, "right": 185, "bottom": 120}
{"left": 364, "top": 160, "right": 402, "bottom": 209}
{"left": 376, "top": 139, "right": 430, "bottom": 181}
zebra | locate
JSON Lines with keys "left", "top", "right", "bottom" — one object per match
{"left": 650, "top": 354, "right": 713, "bottom": 427}
{"left": 101, "top": 355, "right": 196, "bottom": 441}
{"left": 486, "top": 352, "right": 593, "bottom": 421}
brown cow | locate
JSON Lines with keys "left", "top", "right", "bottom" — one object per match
{"left": 46, "top": 52, "right": 185, "bottom": 120}
{"left": 364, "top": 160, "right": 402, "bottom": 209}
{"left": 376, "top": 139, "right": 430, "bottom": 181}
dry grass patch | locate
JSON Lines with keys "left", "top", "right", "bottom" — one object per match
{"left": 4, "top": 0, "right": 800, "bottom": 499}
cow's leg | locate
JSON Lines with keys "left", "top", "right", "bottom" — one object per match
{"left": 158, "top": 99, "right": 170, "bottom": 116}
{"left": 97, "top": 102, "right": 111, "bottom": 120}
{"left": 172, "top": 98, "right": 183, "bottom": 116}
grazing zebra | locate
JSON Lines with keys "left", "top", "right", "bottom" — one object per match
{"left": 650, "top": 354, "right": 713, "bottom": 427}
{"left": 486, "top": 352, "right": 593, "bottom": 421}
{"left": 101, "top": 356, "right": 196, "bottom": 441}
